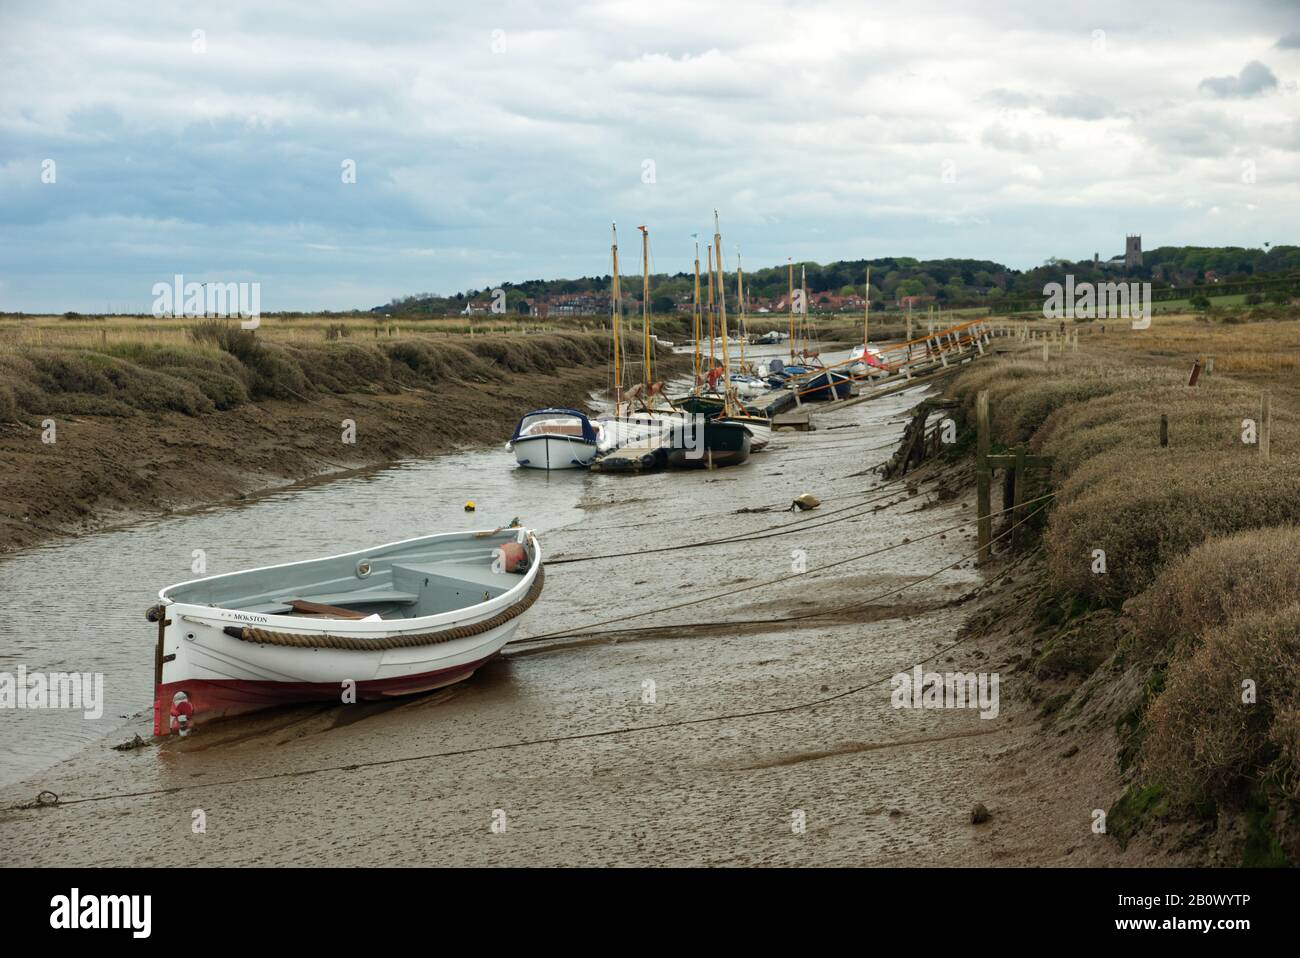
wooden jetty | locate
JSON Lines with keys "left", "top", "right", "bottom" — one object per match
{"left": 589, "top": 445, "right": 668, "bottom": 473}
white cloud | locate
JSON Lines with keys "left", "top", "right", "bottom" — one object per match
{"left": 1, "top": 0, "right": 1298, "bottom": 310}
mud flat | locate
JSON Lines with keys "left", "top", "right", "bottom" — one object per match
{"left": 0, "top": 380, "right": 1141, "bottom": 867}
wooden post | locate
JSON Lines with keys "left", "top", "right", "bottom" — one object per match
{"left": 152, "top": 607, "right": 169, "bottom": 736}
{"left": 1160, "top": 413, "right": 1168, "bottom": 448}
{"left": 1261, "top": 391, "right": 1271, "bottom": 460}
{"left": 1011, "top": 444, "right": 1027, "bottom": 550}
{"left": 976, "top": 390, "right": 991, "bottom": 563}
{"left": 1205, "top": 355, "right": 1215, "bottom": 375}
{"left": 1042, "top": 341, "right": 1049, "bottom": 363}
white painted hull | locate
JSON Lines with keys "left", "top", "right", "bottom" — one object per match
{"left": 510, "top": 434, "right": 598, "bottom": 470}
{"left": 737, "top": 423, "right": 771, "bottom": 449}
{"left": 153, "top": 528, "right": 543, "bottom": 732}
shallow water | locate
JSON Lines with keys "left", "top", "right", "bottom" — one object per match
{"left": 0, "top": 342, "right": 868, "bottom": 788}
{"left": 0, "top": 449, "right": 590, "bottom": 786}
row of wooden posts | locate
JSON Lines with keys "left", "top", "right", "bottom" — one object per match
{"left": 974, "top": 379, "right": 1275, "bottom": 561}
{"left": 974, "top": 390, "right": 1053, "bottom": 563}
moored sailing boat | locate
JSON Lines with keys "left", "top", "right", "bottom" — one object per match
{"left": 667, "top": 212, "right": 752, "bottom": 467}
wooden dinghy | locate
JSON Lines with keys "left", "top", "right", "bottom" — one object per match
{"left": 148, "top": 527, "right": 543, "bottom": 734}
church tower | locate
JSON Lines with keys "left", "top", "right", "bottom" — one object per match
{"left": 1125, "top": 234, "right": 1142, "bottom": 268}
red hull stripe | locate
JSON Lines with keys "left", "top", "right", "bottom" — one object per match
{"left": 153, "top": 655, "right": 496, "bottom": 735}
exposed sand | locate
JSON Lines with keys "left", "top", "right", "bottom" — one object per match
{"left": 0, "top": 383, "right": 1150, "bottom": 866}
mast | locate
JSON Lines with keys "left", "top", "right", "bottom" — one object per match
{"left": 864, "top": 265, "right": 871, "bottom": 351}
{"left": 800, "top": 264, "right": 808, "bottom": 359}
{"left": 610, "top": 223, "right": 623, "bottom": 417}
{"left": 737, "top": 249, "right": 747, "bottom": 372}
{"left": 787, "top": 259, "right": 795, "bottom": 362}
{"left": 706, "top": 245, "right": 716, "bottom": 372}
{"left": 638, "top": 225, "right": 651, "bottom": 393}
{"left": 692, "top": 236, "right": 702, "bottom": 388}
{"left": 714, "top": 211, "right": 733, "bottom": 417}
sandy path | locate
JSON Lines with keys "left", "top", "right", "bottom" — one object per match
{"left": 0, "top": 386, "right": 1062, "bottom": 866}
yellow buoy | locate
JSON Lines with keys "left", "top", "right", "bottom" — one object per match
{"left": 464, "top": 501, "right": 476, "bottom": 512}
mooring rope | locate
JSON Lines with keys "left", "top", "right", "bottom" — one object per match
{"left": 517, "top": 492, "right": 1057, "bottom": 644}
{"left": 511, "top": 496, "right": 1056, "bottom": 646}
{"left": 9, "top": 502, "right": 1052, "bottom": 814}
{"left": 547, "top": 480, "right": 913, "bottom": 565}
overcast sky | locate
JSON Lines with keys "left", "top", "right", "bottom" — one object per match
{"left": 2, "top": 0, "right": 1298, "bottom": 312}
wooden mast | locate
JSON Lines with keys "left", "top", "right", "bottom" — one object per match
{"left": 610, "top": 223, "right": 623, "bottom": 418}
{"left": 714, "top": 211, "right": 733, "bottom": 417}
{"left": 800, "top": 264, "right": 808, "bottom": 359}
{"left": 864, "top": 265, "right": 871, "bottom": 352}
{"left": 706, "top": 245, "right": 716, "bottom": 374}
{"left": 787, "top": 259, "right": 795, "bottom": 362}
{"left": 737, "top": 249, "right": 748, "bottom": 373}
{"left": 692, "top": 236, "right": 702, "bottom": 388}
{"left": 638, "top": 225, "right": 651, "bottom": 394}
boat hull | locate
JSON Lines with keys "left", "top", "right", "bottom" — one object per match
{"left": 152, "top": 528, "right": 543, "bottom": 734}
{"left": 510, "top": 434, "right": 597, "bottom": 469}
{"left": 667, "top": 420, "right": 751, "bottom": 468}
{"left": 723, "top": 418, "right": 771, "bottom": 450}
{"left": 801, "top": 371, "right": 852, "bottom": 400}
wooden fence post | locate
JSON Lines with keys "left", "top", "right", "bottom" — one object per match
{"left": 977, "top": 390, "right": 991, "bottom": 563}
{"left": 1010, "top": 444, "right": 1027, "bottom": 549}
{"left": 1160, "top": 413, "right": 1168, "bottom": 448}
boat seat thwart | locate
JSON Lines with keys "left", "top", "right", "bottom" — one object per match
{"left": 280, "top": 598, "right": 372, "bottom": 620}
{"left": 243, "top": 590, "right": 420, "bottom": 616}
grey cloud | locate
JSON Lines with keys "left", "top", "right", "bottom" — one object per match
{"left": 980, "top": 88, "right": 1115, "bottom": 120}
{"left": 980, "top": 122, "right": 1054, "bottom": 153}
{"left": 1198, "top": 60, "right": 1279, "bottom": 98}
{"left": 1276, "top": 32, "right": 1300, "bottom": 49}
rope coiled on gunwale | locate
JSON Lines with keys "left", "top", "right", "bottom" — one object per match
{"left": 224, "top": 567, "right": 545, "bottom": 651}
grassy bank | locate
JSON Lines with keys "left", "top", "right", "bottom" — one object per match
{"left": 0, "top": 323, "right": 635, "bottom": 422}
{"left": 944, "top": 316, "right": 1300, "bottom": 864}
{"left": 0, "top": 321, "right": 685, "bottom": 554}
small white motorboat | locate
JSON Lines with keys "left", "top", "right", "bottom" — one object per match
{"left": 507, "top": 408, "right": 600, "bottom": 470}
{"left": 148, "top": 527, "right": 543, "bottom": 734}
{"left": 848, "top": 344, "right": 888, "bottom": 377}
{"left": 728, "top": 374, "right": 770, "bottom": 399}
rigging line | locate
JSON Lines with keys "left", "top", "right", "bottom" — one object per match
{"left": 546, "top": 480, "right": 912, "bottom": 564}
{"left": 509, "top": 499, "right": 1053, "bottom": 647}
{"left": 15, "top": 512, "right": 1051, "bottom": 815}
{"left": 521, "top": 492, "right": 1057, "bottom": 643}
{"left": 546, "top": 468, "right": 907, "bottom": 537}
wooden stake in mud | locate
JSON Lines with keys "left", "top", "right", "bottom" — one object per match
{"left": 976, "top": 390, "right": 991, "bottom": 563}
{"left": 1160, "top": 413, "right": 1169, "bottom": 448}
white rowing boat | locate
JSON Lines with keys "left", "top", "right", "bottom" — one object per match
{"left": 148, "top": 527, "right": 543, "bottom": 734}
